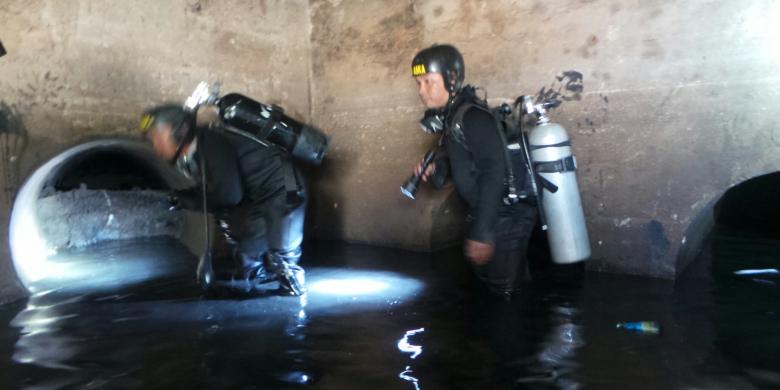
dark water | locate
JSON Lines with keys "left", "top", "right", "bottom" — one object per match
{"left": 0, "top": 228, "right": 778, "bottom": 389}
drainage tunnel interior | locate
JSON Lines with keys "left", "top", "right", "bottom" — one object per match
{"left": 8, "top": 140, "right": 200, "bottom": 294}
{"left": 46, "top": 148, "right": 168, "bottom": 193}
{"left": 4, "top": 1, "right": 780, "bottom": 387}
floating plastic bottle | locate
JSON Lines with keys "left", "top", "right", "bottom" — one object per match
{"left": 616, "top": 321, "right": 661, "bottom": 334}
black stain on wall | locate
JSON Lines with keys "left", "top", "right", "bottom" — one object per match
{"left": 0, "top": 40, "right": 6, "bottom": 58}
{"left": 535, "top": 70, "right": 584, "bottom": 104}
{"left": 187, "top": 0, "right": 203, "bottom": 13}
{"left": 0, "top": 103, "right": 29, "bottom": 203}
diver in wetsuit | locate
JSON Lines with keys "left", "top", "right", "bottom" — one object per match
{"left": 410, "top": 44, "right": 538, "bottom": 298}
{"left": 141, "top": 105, "right": 307, "bottom": 296}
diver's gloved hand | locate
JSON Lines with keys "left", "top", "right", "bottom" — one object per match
{"left": 167, "top": 188, "right": 201, "bottom": 211}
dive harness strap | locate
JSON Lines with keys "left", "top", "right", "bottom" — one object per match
{"left": 449, "top": 102, "right": 523, "bottom": 204}
{"left": 282, "top": 156, "right": 304, "bottom": 205}
{"left": 530, "top": 140, "right": 571, "bottom": 150}
{"left": 214, "top": 123, "right": 304, "bottom": 205}
{"left": 449, "top": 103, "right": 532, "bottom": 205}
{"left": 534, "top": 155, "right": 577, "bottom": 173}
{"left": 531, "top": 156, "right": 576, "bottom": 193}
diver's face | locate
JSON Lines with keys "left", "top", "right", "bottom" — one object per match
{"left": 415, "top": 72, "right": 450, "bottom": 109}
{"left": 147, "top": 123, "right": 179, "bottom": 162}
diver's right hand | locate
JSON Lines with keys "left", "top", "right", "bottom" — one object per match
{"left": 167, "top": 188, "right": 201, "bottom": 211}
{"left": 414, "top": 161, "right": 436, "bottom": 182}
{"left": 167, "top": 194, "right": 181, "bottom": 211}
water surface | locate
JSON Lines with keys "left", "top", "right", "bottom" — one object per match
{"left": 0, "top": 229, "right": 778, "bottom": 389}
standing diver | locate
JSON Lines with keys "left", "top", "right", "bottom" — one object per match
{"left": 409, "top": 44, "right": 538, "bottom": 299}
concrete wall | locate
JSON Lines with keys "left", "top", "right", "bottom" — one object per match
{"left": 0, "top": 0, "right": 312, "bottom": 302}
{"left": 308, "top": 0, "right": 780, "bottom": 278}
{"left": 2, "top": 0, "right": 780, "bottom": 302}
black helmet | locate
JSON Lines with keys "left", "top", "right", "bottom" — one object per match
{"left": 139, "top": 104, "right": 196, "bottom": 162}
{"left": 139, "top": 104, "right": 194, "bottom": 144}
{"left": 411, "top": 44, "right": 465, "bottom": 93}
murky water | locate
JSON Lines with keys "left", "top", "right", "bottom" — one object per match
{"left": 0, "top": 228, "right": 778, "bottom": 389}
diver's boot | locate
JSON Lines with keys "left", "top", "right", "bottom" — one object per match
{"left": 238, "top": 265, "right": 278, "bottom": 293}
{"left": 267, "top": 251, "right": 306, "bottom": 296}
{"left": 277, "top": 263, "right": 306, "bottom": 296}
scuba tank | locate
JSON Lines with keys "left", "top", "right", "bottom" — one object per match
{"left": 183, "top": 82, "right": 329, "bottom": 165}
{"left": 217, "top": 93, "right": 329, "bottom": 165}
{"left": 522, "top": 96, "right": 591, "bottom": 264}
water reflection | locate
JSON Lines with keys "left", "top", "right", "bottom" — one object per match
{"left": 2, "top": 234, "right": 780, "bottom": 388}
{"left": 399, "top": 366, "right": 421, "bottom": 390}
{"left": 516, "top": 304, "right": 583, "bottom": 389}
{"left": 11, "top": 291, "right": 82, "bottom": 371}
{"left": 397, "top": 327, "right": 425, "bottom": 389}
{"left": 25, "top": 238, "right": 194, "bottom": 294}
{"left": 280, "top": 296, "right": 312, "bottom": 385}
{"left": 9, "top": 284, "right": 315, "bottom": 388}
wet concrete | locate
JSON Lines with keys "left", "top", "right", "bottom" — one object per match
{"left": 37, "top": 189, "right": 180, "bottom": 249}
{"left": 0, "top": 230, "right": 778, "bottom": 389}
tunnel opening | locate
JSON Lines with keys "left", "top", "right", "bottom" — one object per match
{"left": 713, "top": 172, "right": 780, "bottom": 237}
{"left": 680, "top": 172, "right": 780, "bottom": 382}
{"left": 8, "top": 139, "right": 197, "bottom": 293}
{"left": 45, "top": 149, "right": 169, "bottom": 193}
{"left": 678, "top": 171, "right": 780, "bottom": 280}
{"left": 704, "top": 172, "right": 780, "bottom": 281}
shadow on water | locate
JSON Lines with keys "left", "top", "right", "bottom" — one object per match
{"left": 0, "top": 230, "right": 779, "bottom": 389}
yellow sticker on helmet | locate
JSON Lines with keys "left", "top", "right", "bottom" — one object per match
{"left": 139, "top": 114, "right": 154, "bottom": 132}
{"left": 412, "top": 64, "right": 427, "bottom": 76}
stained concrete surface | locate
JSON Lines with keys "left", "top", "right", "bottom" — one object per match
{"left": 307, "top": 0, "right": 780, "bottom": 279}
{"left": 2, "top": 0, "right": 780, "bottom": 302}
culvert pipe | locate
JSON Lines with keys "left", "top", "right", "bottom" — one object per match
{"left": 7, "top": 138, "right": 203, "bottom": 294}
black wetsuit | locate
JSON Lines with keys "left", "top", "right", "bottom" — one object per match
{"left": 430, "top": 86, "right": 537, "bottom": 294}
{"left": 179, "top": 126, "right": 306, "bottom": 281}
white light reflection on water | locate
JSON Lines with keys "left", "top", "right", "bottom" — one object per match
{"left": 734, "top": 269, "right": 779, "bottom": 275}
{"left": 398, "top": 327, "right": 425, "bottom": 359}
{"left": 398, "top": 327, "right": 425, "bottom": 390}
{"left": 303, "top": 268, "right": 424, "bottom": 312}
{"left": 308, "top": 278, "right": 389, "bottom": 295}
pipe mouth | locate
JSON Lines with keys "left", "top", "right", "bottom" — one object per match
{"left": 8, "top": 139, "right": 191, "bottom": 293}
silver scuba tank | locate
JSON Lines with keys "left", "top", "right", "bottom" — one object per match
{"left": 523, "top": 97, "right": 591, "bottom": 264}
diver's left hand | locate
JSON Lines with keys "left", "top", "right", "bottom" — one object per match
{"left": 465, "top": 239, "right": 494, "bottom": 265}
{"left": 195, "top": 105, "right": 221, "bottom": 127}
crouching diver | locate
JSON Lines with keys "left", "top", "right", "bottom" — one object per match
{"left": 409, "top": 44, "right": 538, "bottom": 299}
{"left": 140, "top": 103, "right": 317, "bottom": 296}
